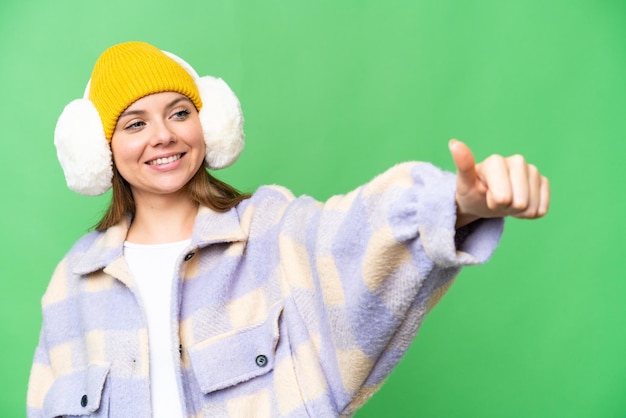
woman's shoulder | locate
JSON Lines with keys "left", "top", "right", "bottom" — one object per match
{"left": 49, "top": 226, "right": 120, "bottom": 281}
{"left": 240, "top": 162, "right": 445, "bottom": 208}
{"left": 249, "top": 184, "right": 298, "bottom": 203}
{"left": 58, "top": 228, "right": 112, "bottom": 264}
{"left": 40, "top": 230, "right": 105, "bottom": 305}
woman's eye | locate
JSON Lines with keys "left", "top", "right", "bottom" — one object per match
{"left": 124, "top": 121, "right": 145, "bottom": 130}
{"left": 172, "top": 109, "right": 190, "bottom": 120}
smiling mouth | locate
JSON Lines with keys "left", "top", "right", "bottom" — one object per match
{"left": 147, "top": 153, "right": 184, "bottom": 166}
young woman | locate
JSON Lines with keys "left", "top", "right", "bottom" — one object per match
{"left": 27, "top": 41, "right": 549, "bottom": 418}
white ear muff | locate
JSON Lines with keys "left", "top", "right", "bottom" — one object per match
{"left": 54, "top": 97, "right": 112, "bottom": 196}
{"left": 162, "top": 51, "right": 245, "bottom": 169}
{"left": 196, "top": 75, "right": 244, "bottom": 169}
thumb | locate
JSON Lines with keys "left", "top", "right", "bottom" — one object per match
{"left": 449, "top": 139, "right": 477, "bottom": 189}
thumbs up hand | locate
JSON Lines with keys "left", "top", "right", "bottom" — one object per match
{"left": 449, "top": 139, "right": 550, "bottom": 228}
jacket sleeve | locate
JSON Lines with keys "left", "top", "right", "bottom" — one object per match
{"left": 265, "top": 162, "right": 504, "bottom": 415}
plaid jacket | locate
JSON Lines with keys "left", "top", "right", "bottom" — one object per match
{"left": 27, "top": 162, "right": 503, "bottom": 417}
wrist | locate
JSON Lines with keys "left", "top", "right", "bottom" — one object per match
{"left": 455, "top": 212, "right": 480, "bottom": 229}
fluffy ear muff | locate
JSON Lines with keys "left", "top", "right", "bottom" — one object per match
{"left": 162, "top": 51, "right": 244, "bottom": 169}
{"left": 54, "top": 99, "right": 113, "bottom": 195}
{"left": 196, "top": 76, "right": 244, "bottom": 169}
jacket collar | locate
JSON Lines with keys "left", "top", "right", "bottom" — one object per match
{"left": 73, "top": 205, "right": 247, "bottom": 276}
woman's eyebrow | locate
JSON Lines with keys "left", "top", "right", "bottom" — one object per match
{"left": 166, "top": 96, "right": 193, "bottom": 108}
{"left": 119, "top": 95, "right": 193, "bottom": 118}
{"left": 119, "top": 108, "right": 145, "bottom": 118}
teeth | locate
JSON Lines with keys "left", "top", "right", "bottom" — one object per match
{"left": 148, "top": 154, "right": 182, "bottom": 166}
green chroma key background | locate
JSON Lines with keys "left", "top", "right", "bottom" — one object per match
{"left": 1, "top": 0, "right": 624, "bottom": 416}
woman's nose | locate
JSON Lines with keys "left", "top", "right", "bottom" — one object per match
{"left": 150, "top": 120, "right": 177, "bottom": 146}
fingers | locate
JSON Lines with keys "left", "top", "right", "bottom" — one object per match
{"left": 451, "top": 140, "right": 550, "bottom": 221}
{"left": 518, "top": 170, "right": 550, "bottom": 219}
{"left": 449, "top": 139, "right": 477, "bottom": 192}
{"left": 520, "top": 163, "right": 540, "bottom": 217}
{"left": 538, "top": 176, "right": 550, "bottom": 216}
{"left": 478, "top": 154, "right": 514, "bottom": 212}
{"left": 506, "top": 155, "right": 530, "bottom": 212}
{"left": 478, "top": 154, "right": 549, "bottom": 219}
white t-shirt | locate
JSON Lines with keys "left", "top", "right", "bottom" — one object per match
{"left": 124, "top": 239, "right": 190, "bottom": 418}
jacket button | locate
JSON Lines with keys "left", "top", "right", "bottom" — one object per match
{"left": 81, "top": 394, "right": 88, "bottom": 407}
{"left": 255, "top": 354, "right": 268, "bottom": 368}
{"left": 184, "top": 252, "right": 195, "bottom": 261}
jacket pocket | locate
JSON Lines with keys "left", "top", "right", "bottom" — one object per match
{"left": 189, "top": 303, "right": 283, "bottom": 394}
{"left": 43, "top": 362, "right": 110, "bottom": 418}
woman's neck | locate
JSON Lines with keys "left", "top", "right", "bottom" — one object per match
{"left": 126, "top": 191, "right": 198, "bottom": 244}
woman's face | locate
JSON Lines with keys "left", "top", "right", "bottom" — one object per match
{"left": 111, "top": 92, "right": 205, "bottom": 199}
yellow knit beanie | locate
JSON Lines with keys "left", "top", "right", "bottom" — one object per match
{"left": 88, "top": 41, "right": 203, "bottom": 141}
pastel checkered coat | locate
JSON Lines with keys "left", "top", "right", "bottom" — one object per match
{"left": 27, "top": 162, "right": 503, "bottom": 417}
